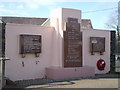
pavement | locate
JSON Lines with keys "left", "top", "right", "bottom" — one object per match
{"left": 2, "top": 73, "right": 120, "bottom": 89}
{"left": 23, "top": 78, "right": 119, "bottom": 88}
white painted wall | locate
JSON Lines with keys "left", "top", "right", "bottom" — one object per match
{"left": 82, "top": 29, "right": 110, "bottom": 74}
{"left": 5, "top": 23, "right": 62, "bottom": 81}
{"left": 50, "top": 8, "right": 63, "bottom": 67}
{"left": 61, "top": 8, "right": 81, "bottom": 31}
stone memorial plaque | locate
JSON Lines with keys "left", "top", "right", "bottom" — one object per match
{"left": 90, "top": 37, "right": 105, "bottom": 55}
{"left": 64, "top": 18, "right": 82, "bottom": 67}
{"left": 20, "top": 35, "right": 41, "bottom": 57}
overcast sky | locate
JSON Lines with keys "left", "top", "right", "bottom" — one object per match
{"left": 0, "top": 0, "right": 119, "bottom": 30}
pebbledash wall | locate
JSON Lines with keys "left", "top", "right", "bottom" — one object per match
{"left": 5, "top": 8, "right": 110, "bottom": 81}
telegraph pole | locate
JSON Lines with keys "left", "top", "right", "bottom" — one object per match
{"left": 0, "top": 19, "right": 10, "bottom": 90}
{"left": 118, "top": 1, "right": 120, "bottom": 55}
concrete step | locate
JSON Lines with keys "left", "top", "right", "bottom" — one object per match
{"left": 45, "top": 66, "right": 95, "bottom": 80}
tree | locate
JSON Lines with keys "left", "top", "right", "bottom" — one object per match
{"left": 105, "top": 10, "right": 118, "bottom": 30}
{"left": 105, "top": 10, "right": 120, "bottom": 54}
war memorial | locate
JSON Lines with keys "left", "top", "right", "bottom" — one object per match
{"left": 0, "top": 8, "right": 115, "bottom": 89}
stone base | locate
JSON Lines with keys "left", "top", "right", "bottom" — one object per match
{"left": 45, "top": 66, "right": 95, "bottom": 80}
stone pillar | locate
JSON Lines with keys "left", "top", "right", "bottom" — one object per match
{"left": 50, "top": 8, "right": 82, "bottom": 67}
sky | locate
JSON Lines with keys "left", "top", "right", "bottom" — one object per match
{"left": 0, "top": 0, "right": 119, "bottom": 30}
